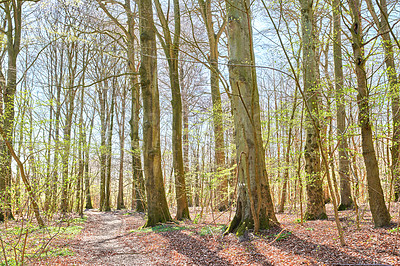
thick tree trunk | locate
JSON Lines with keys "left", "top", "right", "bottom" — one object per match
{"left": 300, "top": 0, "right": 326, "bottom": 220}
{"left": 225, "top": 0, "right": 277, "bottom": 235}
{"left": 139, "top": 0, "right": 172, "bottom": 226}
{"left": 333, "top": 0, "right": 353, "bottom": 210}
{"left": 348, "top": 0, "right": 390, "bottom": 227}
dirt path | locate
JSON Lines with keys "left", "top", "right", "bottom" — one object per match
{"left": 74, "top": 210, "right": 152, "bottom": 265}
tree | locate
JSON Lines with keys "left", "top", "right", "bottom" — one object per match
{"left": 139, "top": 0, "right": 172, "bottom": 226}
{"left": 333, "top": 0, "right": 353, "bottom": 210}
{"left": 198, "top": 0, "right": 228, "bottom": 211}
{"left": 365, "top": 0, "right": 400, "bottom": 202}
{"left": 347, "top": 0, "right": 390, "bottom": 227}
{"left": 154, "top": 0, "right": 190, "bottom": 220}
{"left": 0, "top": 0, "right": 23, "bottom": 221}
{"left": 125, "top": 0, "right": 146, "bottom": 212}
{"left": 225, "top": 0, "right": 277, "bottom": 235}
{"left": 299, "top": 0, "right": 327, "bottom": 220}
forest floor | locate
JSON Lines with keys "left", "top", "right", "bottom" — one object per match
{"left": 34, "top": 204, "right": 400, "bottom": 265}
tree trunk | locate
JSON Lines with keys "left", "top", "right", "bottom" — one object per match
{"left": 333, "top": 0, "right": 353, "bottom": 210}
{"left": 155, "top": 0, "right": 190, "bottom": 220}
{"left": 85, "top": 111, "right": 94, "bottom": 209}
{"left": 347, "top": 0, "right": 391, "bottom": 227}
{"left": 105, "top": 86, "right": 116, "bottom": 212}
{"left": 0, "top": 0, "right": 22, "bottom": 221}
{"left": 61, "top": 42, "right": 77, "bottom": 214}
{"left": 365, "top": 0, "right": 400, "bottom": 202}
{"left": 139, "top": 0, "right": 172, "bottom": 226}
{"left": 300, "top": 0, "right": 327, "bottom": 220}
{"left": 278, "top": 89, "right": 298, "bottom": 213}
{"left": 126, "top": 2, "right": 146, "bottom": 212}
{"left": 225, "top": 0, "right": 277, "bottom": 235}
{"left": 61, "top": 86, "right": 75, "bottom": 213}
{"left": 99, "top": 85, "right": 107, "bottom": 211}
{"left": 198, "top": 0, "right": 227, "bottom": 211}
{"left": 117, "top": 86, "right": 127, "bottom": 210}
{"left": 182, "top": 86, "right": 192, "bottom": 207}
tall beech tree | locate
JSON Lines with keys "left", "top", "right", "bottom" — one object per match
{"left": 198, "top": 0, "right": 228, "bottom": 211}
{"left": 0, "top": 0, "right": 23, "bottom": 221}
{"left": 225, "top": 0, "right": 277, "bottom": 235}
{"left": 139, "top": 0, "right": 172, "bottom": 226}
{"left": 154, "top": 0, "right": 190, "bottom": 220}
{"left": 125, "top": 0, "right": 146, "bottom": 212}
{"left": 333, "top": 0, "right": 353, "bottom": 210}
{"left": 347, "top": 0, "right": 390, "bottom": 227}
{"left": 300, "top": 0, "right": 326, "bottom": 220}
{"left": 365, "top": 0, "right": 400, "bottom": 202}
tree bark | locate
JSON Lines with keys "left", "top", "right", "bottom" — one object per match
{"left": 198, "top": 0, "right": 227, "bottom": 211}
{"left": 117, "top": 86, "right": 127, "bottom": 210}
{"left": 300, "top": 0, "right": 327, "bottom": 220}
{"left": 104, "top": 86, "right": 116, "bottom": 212}
{"left": 155, "top": 0, "right": 190, "bottom": 220}
{"left": 99, "top": 84, "right": 107, "bottom": 211}
{"left": 125, "top": 1, "right": 146, "bottom": 212}
{"left": 347, "top": 0, "right": 391, "bottom": 227}
{"left": 365, "top": 0, "right": 400, "bottom": 202}
{"left": 61, "top": 50, "right": 76, "bottom": 213}
{"left": 0, "top": 0, "right": 23, "bottom": 221}
{"left": 139, "top": 0, "right": 172, "bottom": 226}
{"left": 278, "top": 89, "right": 298, "bottom": 213}
{"left": 333, "top": 0, "right": 353, "bottom": 210}
{"left": 85, "top": 111, "right": 94, "bottom": 209}
{"left": 225, "top": 0, "right": 277, "bottom": 235}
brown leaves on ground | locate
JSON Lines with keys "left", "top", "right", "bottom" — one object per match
{"left": 39, "top": 204, "right": 400, "bottom": 265}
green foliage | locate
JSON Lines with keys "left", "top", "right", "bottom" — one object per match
{"left": 388, "top": 227, "right": 400, "bottom": 233}
{"left": 4, "top": 224, "right": 83, "bottom": 238}
{"left": 199, "top": 225, "right": 226, "bottom": 236}
{"left": 193, "top": 213, "right": 201, "bottom": 224}
{"left": 275, "top": 231, "right": 292, "bottom": 240}
{"left": 39, "top": 247, "right": 75, "bottom": 258}
{"left": 294, "top": 218, "right": 302, "bottom": 224}
{"left": 132, "top": 224, "right": 188, "bottom": 234}
{"left": 267, "top": 231, "right": 292, "bottom": 241}
{"left": 0, "top": 219, "right": 84, "bottom": 265}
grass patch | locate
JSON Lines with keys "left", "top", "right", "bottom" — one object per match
{"left": 0, "top": 218, "right": 85, "bottom": 265}
{"left": 131, "top": 224, "right": 188, "bottom": 234}
{"left": 4, "top": 224, "right": 83, "bottom": 238}
{"left": 199, "top": 225, "right": 226, "bottom": 236}
{"left": 38, "top": 247, "right": 75, "bottom": 258}
{"left": 266, "top": 231, "right": 292, "bottom": 241}
{"left": 388, "top": 227, "right": 400, "bottom": 233}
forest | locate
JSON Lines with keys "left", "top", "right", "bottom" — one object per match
{"left": 0, "top": 0, "right": 399, "bottom": 265}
